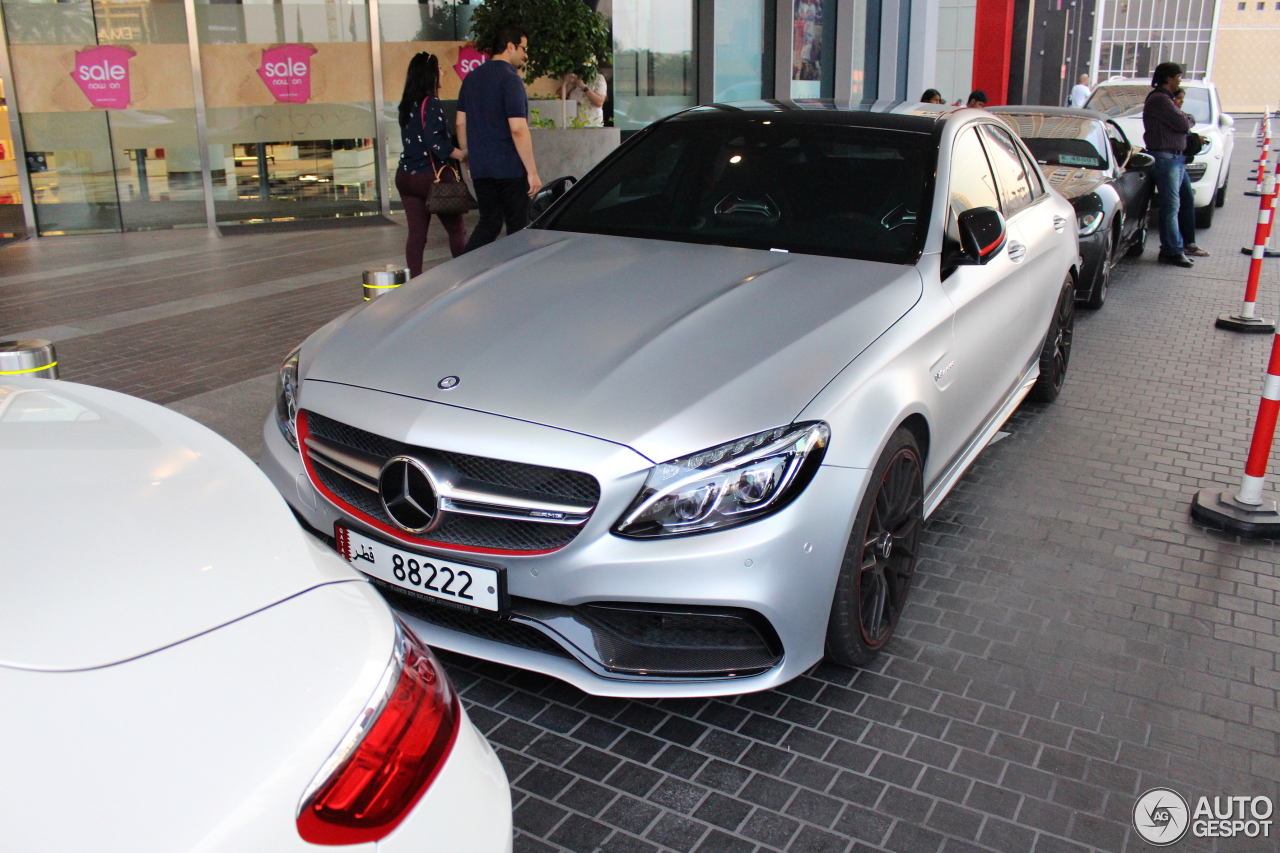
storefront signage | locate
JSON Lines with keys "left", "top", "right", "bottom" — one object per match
{"left": 257, "top": 44, "right": 318, "bottom": 104}
{"left": 72, "top": 45, "right": 135, "bottom": 109}
{"left": 453, "top": 46, "right": 487, "bottom": 81}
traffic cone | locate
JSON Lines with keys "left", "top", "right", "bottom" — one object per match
{"left": 1240, "top": 170, "right": 1280, "bottom": 257}
{"left": 1192, "top": 320, "right": 1280, "bottom": 534}
{"left": 1247, "top": 111, "right": 1272, "bottom": 197}
{"left": 1219, "top": 175, "right": 1278, "bottom": 332}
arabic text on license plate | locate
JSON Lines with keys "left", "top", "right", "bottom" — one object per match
{"left": 336, "top": 526, "right": 502, "bottom": 613}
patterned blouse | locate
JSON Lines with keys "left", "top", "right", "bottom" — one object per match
{"left": 399, "top": 96, "right": 456, "bottom": 175}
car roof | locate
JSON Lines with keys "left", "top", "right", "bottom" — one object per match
{"left": 1095, "top": 76, "right": 1214, "bottom": 89}
{"left": 664, "top": 100, "right": 980, "bottom": 134}
{"left": 989, "top": 105, "right": 1108, "bottom": 122}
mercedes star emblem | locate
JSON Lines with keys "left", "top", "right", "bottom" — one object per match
{"left": 438, "top": 375, "right": 459, "bottom": 390}
{"left": 378, "top": 455, "right": 439, "bottom": 533}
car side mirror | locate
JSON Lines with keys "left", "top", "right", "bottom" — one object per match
{"left": 530, "top": 175, "right": 577, "bottom": 220}
{"left": 957, "top": 207, "right": 1006, "bottom": 264}
{"left": 1127, "top": 151, "right": 1155, "bottom": 171}
{"left": 1219, "top": 113, "right": 1235, "bottom": 130}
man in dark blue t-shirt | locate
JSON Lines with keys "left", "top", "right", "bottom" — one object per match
{"left": 457, "top": 25, "right": 543, "bottom": 253}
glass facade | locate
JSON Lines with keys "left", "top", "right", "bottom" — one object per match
{"left": 1096, "top": 0, "right": 1216, "bottom": 81}
{"left": 1, "top": 0, "right": 920, "bottom": 237}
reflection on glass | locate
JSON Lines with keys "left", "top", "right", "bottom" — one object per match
{"left": 713, "top": 0, "right": 764, "bottom": 103}
{"left": 2, "top": 0, "right": 205, "bottom": 234}
{"left": 195, "top": 0, "right": 378, "bottom": 225}
{"left": 614, "top": 0, "right": 693, "bottom": 132}
{"left": 791, "top": 0, "right": 833, "bottom": 99}
{"left": 1, "top": 76, "right": 25, "bottom": 236}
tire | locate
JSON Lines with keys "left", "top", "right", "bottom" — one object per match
{"left": 1029, "top": 278, "right": 1075, "bottom": 403}
{"left": 1195, "top": 202, "right": 1215, "bottom": 229}
{"left": 1216, "top": 171, "right": 1228, "bottom": 208}
{"left": 1083, "top": 230, "right": 1112, "bottom": 310}
{"left": 825, "top": 428, "right": 924, "bottom": 667}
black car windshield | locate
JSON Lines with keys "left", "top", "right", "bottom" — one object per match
{"left": 542, "top": 119, "right": 934, "bottom": 264}
{"left": 997, "top": 115, "right": 1109, "bottom": 169}
{"left": 1085, "top": 84, "right": 1212, "bottom": 124}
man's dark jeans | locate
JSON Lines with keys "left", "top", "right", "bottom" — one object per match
{"left": 1152, "top": 151, "right": 1193, "bottom": 256}
{"left": 463, "top": 176, "right": 530, "bottom": 253}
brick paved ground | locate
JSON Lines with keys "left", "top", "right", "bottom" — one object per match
{"left": 3, "top": 142, "right": 1279, "bottom": 853}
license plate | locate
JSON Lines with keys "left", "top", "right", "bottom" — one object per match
{"left": 335, "top": 526, "right": 503, "bottom": 613}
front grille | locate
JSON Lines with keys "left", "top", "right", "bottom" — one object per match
{"left": 304, "top": 410, "right": 597, "bottom": 552}
{"left": 307, "top": 411, "right": 599, "bottom": 503}
{"left": 1187, "top": 162, "right": 1208, "bottom": 183}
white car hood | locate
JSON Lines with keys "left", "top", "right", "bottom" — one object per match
{"left": 0, "top": 379, "right": 358, "bottom": 671}
{"left": 304, "top": 230, "right": 923, "bottom": 462}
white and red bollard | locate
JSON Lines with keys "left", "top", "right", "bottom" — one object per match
{"left": 1219, "top": 175, "right": 1278, "bottom": 332}
{"left": 1192, "top": 324, "right": 1280, "bottom": 535}
{"left": 1247, "top": 110, "right": 1272, "bottom": 196}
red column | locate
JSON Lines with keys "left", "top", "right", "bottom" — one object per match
{"left": 972, "top": 0, "right": 1016, "bottom": 106}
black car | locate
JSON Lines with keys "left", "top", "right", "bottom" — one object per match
{"left": 991, "top": 106, "right": 1154, "bottom": 309}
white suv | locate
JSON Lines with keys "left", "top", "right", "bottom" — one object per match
{"left": 1085, "top": 77, "right": 1235, "bottom": 228}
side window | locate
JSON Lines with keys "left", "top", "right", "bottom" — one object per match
{"left": 947, "top": 126, "right": 1001, "bottom": 245}
{"left": 979, "top": 124, "right": 1035, "bottom": 218}
{"left": 1016, "top": 144, "right": 1045, "bottom": 196}
{"left": 1105, "top": 121, "right": 1129, "bottom": 169}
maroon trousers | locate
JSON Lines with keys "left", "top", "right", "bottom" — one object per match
{"left": 396, "top": 169, "right": 467, "bottom": 275}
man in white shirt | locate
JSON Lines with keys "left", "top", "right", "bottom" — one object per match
{"left": 1070, "top": 74, "right": 1092, "bottom": 108}
{"left": 563, "top": 72, "right": 607, "bottom": 127}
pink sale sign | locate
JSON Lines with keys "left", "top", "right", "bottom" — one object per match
{"left": 72, "top": 46, "right": 136, "bottom": 109}
{"left": 453, "top": 46, "right": 487, "bottom": 81}
{"left": 257, "top": 44, "right": 318, "bottom": 104}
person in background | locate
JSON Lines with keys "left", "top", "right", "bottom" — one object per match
{"left": 1069, "top": 74, "right": 1092, "bottom": 108}
{"left": 1172, "top": 87, "right": 1209, "bottom": 257}
{"left": 457, "top": 25, "right": 542, "bottom": 253}
{"left": 920, "top": 89, "right": 944, "bottom": 104}
{"left": 563, "top": 69, "right": 607, "bottom": 127}
{"left": 966, "top": 90, "right": 988, "bottom": 109}
{"left": 396, "top": 52, "right": 467, "bottom": 275}
{"left": 1143, "top": 61, "right": 1195, "bottom": 267}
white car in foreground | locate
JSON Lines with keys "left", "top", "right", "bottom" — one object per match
{"left": 0, "top": 378, "right": 511, "bottom": 852}
{"left": 1085, "top": 76, "right": 1235, "bottom": 228}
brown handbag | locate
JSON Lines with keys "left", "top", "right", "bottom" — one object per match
{"left": 426, "top": 159, "right": 474, "bottom": 215}
{"left": 421, "top": 97, "right": 474, "bottom": 215}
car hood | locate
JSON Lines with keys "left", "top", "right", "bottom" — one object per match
{"left": 1112, "top": 114, "right": 1218, "bottom": 151}
{"left": 1039, "top": 164, "right": 1107, "bottom": 200}
{"left": 0, "top": 379, "right": 359, "bottom": 671}
{"left": 304, "top": 230, "right": 923, "bottom": 462}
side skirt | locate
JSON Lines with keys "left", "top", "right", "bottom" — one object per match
{"left": 922, "top": 360, "right": 1039, "bottom": 519}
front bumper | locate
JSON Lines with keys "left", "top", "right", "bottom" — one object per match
{"left": 261, "top": 398, "right": 868, "bottom": 698}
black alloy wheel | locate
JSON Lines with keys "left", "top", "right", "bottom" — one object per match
{"left": 1029, "top": 277, "right": 1075, "bottom": 403}
{"left": 825, "top": 428, "right": 924, "bottom": 666}
{"left": 1083, "top": 230, "right": 1112, "bottom": 310}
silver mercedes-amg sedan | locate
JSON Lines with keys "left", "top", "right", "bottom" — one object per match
{"left": 261, "top": 101, "right": 1080, "bottom": 698}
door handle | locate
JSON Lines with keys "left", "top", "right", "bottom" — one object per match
{"left": 1053, "top": 215, "right": 1068, "bottom": 232}
{"left": 1008, "top": 241, "right": 1027, "bottom": 262}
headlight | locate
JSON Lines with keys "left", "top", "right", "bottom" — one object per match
{"left": 613, "top": 422, "right": 830, "bottom": 539}
{"left": 275, "top": 345, "right": 301, "bottom": 449}
{"left": 1077, "top": 210, "right": 1104, "bottom": 236}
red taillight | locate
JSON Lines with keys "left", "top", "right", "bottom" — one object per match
{"left": 297, "top": 623, "right": 459, "bottom": 845}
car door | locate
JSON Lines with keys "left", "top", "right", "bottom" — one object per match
{"left": 1105, "top": 119, "right": 1150, "bottom": 242}
{"left": 933, "top": 124, "right": 1031, "bottom": 469}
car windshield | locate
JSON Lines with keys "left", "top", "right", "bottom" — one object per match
{"left": 996, "top": 115, "right": 1109, "bottom": 169}
{"left": 542, "top": 119, "right": 934, "bottom": 264}
{"left": 1085, "top": 84, "right": 1212, "bottom": 124}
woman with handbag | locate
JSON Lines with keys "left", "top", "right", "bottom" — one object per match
{"left": 396, "top": 52, "right": 469, "bottom": 275}
{"left": 1173, "top": 88, "right": 1209, "bottom": 257}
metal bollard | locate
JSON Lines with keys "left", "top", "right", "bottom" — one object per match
{"left": 0, "top": 339, "right": 59, "bottom": 379}
{"left": 362, "top": 265, "right": 409, "bottom": 301}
